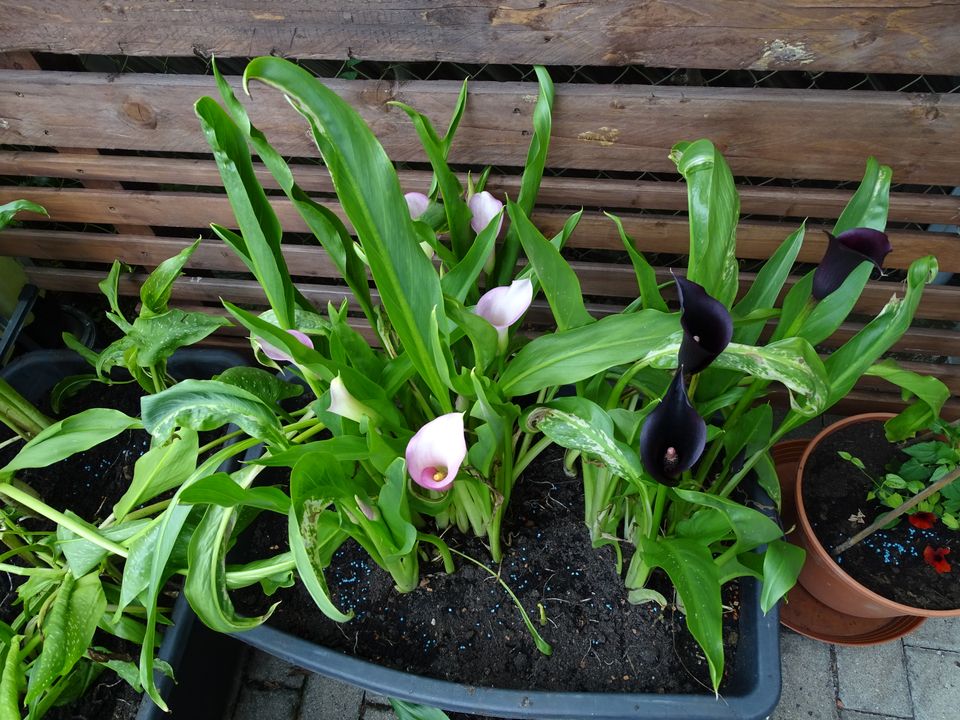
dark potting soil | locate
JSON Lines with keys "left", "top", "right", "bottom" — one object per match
{"left": 802, "top": 419, "right": 960, "bottom": 610}
{"left": 232, "top": 447, "right": 740, "bottom": 697}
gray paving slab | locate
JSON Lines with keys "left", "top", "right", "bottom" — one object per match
{"left": 361, "top": 704, "right": 396, "bottom": 720}
{"left": 298, "top": 673, "right": 363, "bottom": 720}
{"left": 836, "top": 642, "right": 912, "bottom": 718}
{"left": 905, "top": 646, "right": 960, "bottom": 720}
{"left": 246, "top": 649, "right": 308, "bottom": 689}
{"left": 232, "top": 686, "right": 301, "bottom": 720}
{"left": 841, "top": 712, "right": 911, "bottom": 720}
{"left": 903, "top": 617, "right": 960, "bottom": 653}
{"left": 771, "top": 632, "right": 839, "bottom": 720}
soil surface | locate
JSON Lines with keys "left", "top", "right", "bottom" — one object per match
{"left": 233, "top": 447, "right": 741, "bottom": 697}
{"left": 802, "top": 420, "right": 960, "bottom": 610}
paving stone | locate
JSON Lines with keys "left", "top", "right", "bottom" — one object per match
{"left": 841, "top": 712, "right": 911, "bottom": 720}
{"left": 836, "top": 643, "right": 912, "bottom": 718}
{"left": 233, "top": 687, "right": 301, "bottom": 720}
{"left": 903, "top": 617, "right": 960, "bottom": 653}
{"left": 245, "top": 650, "right": 308, "bottom": 689}
{"left": 299, "top": 673, "right": 363, "bottom": 720}
{"left": 363, "top": 692, "right": 390, "bottom": 707}
{"left": 771, "top": 632, "right": 839, "bottom": 720}
{"left": 905, "top": 646, "right": 960, "bottom": 720}
{"left": 361, "top": 704, "right": 396, "bottom": 720}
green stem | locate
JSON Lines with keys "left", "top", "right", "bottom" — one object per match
{"left": 0, "top": 378, "right": 50, "bottom": 439}
{"left": 197, "top": 428, "right": 244, "bottom": 455}
{"left": 0, "top": 562, "right": 59, "bottom": 577}
{"left": 149, "top": 365, "right": 165, "bottom": 394}
{"left": 649, "top": 483, "right": 668, "bottom": 541}
{"left": 713, "top": 542, "right": 740, "bottom": 567}
{"left": 696, "top": 377, "right": 768, "bottom": 489}
{"left": 0, "top": 484, "right": 128, "bottom": 557}
{"left": 418, "top": 532, "right": 455, "bottom": 573}
{"left": 511, "top": 434, "right": 553, "bottom": 482}
{"left": 605, "top": 360, "right": 649, "bottom": 410}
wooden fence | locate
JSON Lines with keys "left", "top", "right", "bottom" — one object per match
{"left": 1, "top": 1, "right": 958, "bottom": 414}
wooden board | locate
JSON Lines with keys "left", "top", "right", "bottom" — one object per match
{"left": 2, "top": 187, "right": 956, "bottom": 272}
{"left": 3, "top": 71, "right": 959, "bottom": 183}
{"left": 3, "top": 1, "right": 959, "bottom": 74}
{"left": 2, "top": 151, "right": 958, "bottom": 225}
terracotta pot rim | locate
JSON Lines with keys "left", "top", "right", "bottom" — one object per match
{"left": 795, "top": 413, "right": 960, "bottom": 618}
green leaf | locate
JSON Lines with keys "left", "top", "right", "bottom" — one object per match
{"left": 139, "top": 239, "right": 200, "bottom": 316}
{"left": 141, "top": 379, "right": 288, "bottom": 448}
{"left": 500, "top": 310, "right": 679, "bottom": 397}
{"left": 0, "top": 199, "right": 47, "bottom": 229}
{"left": 58, "top": 514, "right": 150, "bottom": 577}
{"left": 753, "top": 451, "right": 781, "bottom": 510}
{"left": 733, "top": 225, "right": 804, "bottom": 344}
{"left": 671, "top": 139, "right": 739, "bottom": 308}
{"left": 195, "top": 96, "right": 295, "bottom": 327}
{"left": 606, "top": 212, "right": 668, "bottom": 312}
{"left": 799, "top": 262, "right": 874, "bottom": 346}
{"left": 243, "top": 56, "right": 451, "bottom": 412}
{"left": 288, "top": 505, "right": 352, "bottom": 623}
{"left": 181, "top": 472, "right": 291, "bottom": 514}
{"left": 493, "top": 66, "right": 554, "bottom": 284}
{"left": 509, "top": 201, "right": 593, "bottom": 331}
{"left": 391, "top": 101, "right": 472, "bottom": 259}
{"left": 250, "top": 436, "right": 370, "bottom": 468}
{"left": 26, "top": 573, "right": 74, "bottom": 705}
{"left": 834, "top": 157, "right": 892, "bottom": 234}
{"left": 128, "top": 309, "right": 230, "bottom": 366}
{"left": 636, "top": 536, "right": 723, "bottom": 691}
{"left": 0, "top": 635, "right": 23, "bottom": 719}
{"left": 376, "top": 460, "right": 418, "bottom": 560}
{"left": 721, "top": 405, "right": 772, "bottom": 476}
{"left": 441, "top": 208, "right": 502, "bottom": 303}
{"left": 0, "top": 409, "right": 141, "bottom": 475}
{"left": 114, "top": 428, "right": 198, "bottom": 521}
{"left": 865, "top": 360, "right": 950, "bottom": 441}
{"left": 672, "top": 489, "right": 783, "bottom": 550}
{"left": 525, "top": 401, "right": 643, "bottom": 484}
{"left": 185, "top": 465, "right": 278, "bottom": 633}
{"left": 389, "top": 698, "right": 452, "bottom": 720}
{"left": 760, "top": 540, "right": 805, "bottom": 613}
{"left": 214, "top": 367, "right": 304, "bottom": 407}
{"left": 445, "top": 297, "right": 498, "bottom": 374}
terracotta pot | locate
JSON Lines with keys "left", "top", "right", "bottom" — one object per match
{"left": 794, "top": 414, "right": 960, "bottom": 620}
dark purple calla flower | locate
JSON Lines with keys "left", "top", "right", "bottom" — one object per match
{"left": 639, "top": 367, "right": 707, "bottom": 486}
{"left": 812, "top": 228, "right": 892, "bottom": 300}
{"left": 675, "top": 275, "right": 733, "bottom": 375}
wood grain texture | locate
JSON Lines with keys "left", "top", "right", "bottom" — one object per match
{"left": 3, "top": 1, "right": 959, "bottom": 74}
{"left": 2, "top": 151, "right": 958, "bottom": 225}
{"left": 2, "top": 71, "right": 958, "bottom": 183}
{"left": 2, "top": 187, "right": 955, "bottom": 272}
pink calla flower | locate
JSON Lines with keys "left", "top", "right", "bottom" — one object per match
{"left": 475, "top": 279, "right": 533, "bottom": 342}
{"left": 468, "top": 191, "right": 504, "bottom": 237}
{"left": 405, "top": 413, "right": 466, "bottom": 492}
{"left": 404, "top": 192, "right": 430, "bottom": 220}
{"left": 259, "top": 329, "right": 314, "bottom": 362}
{"left": 328, "top": 376, "right": 378, "bottom": 424}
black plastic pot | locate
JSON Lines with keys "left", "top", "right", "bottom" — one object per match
{"left": 2, "top": 349, "right": 247, "bottom": 719}
{"left": 237, "top": 510, "right": 781, "bottom": 719}
{"left": 0, "top": 286, "right": 96, "bottom": 367}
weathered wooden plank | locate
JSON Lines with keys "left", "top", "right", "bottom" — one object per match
{"left": 3, "top": 187, "right": 956, "bottom": 272}
{"left": 3, "top": 1, "right": 959, "bottom": 74}
{"left": 2, "top": 71, "right": 958, "bottom": 183}
{"left": 2, "top": 151, "right": 958, "bottom": 225}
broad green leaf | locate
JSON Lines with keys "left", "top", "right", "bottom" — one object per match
{"left": 58, "top": 514, "right": 150, "bottom": 577}
{"left": 26, "top": 574, "right": 74, "bottom": 705}
{"left": 141, "top": 379, "right": 288, "bottom": 448}
{"left": 139, "top": 239, "right": 200, "bottom": 316}
{"left": 214, "top": 367, "right": 304, "bottom": 407}
{"left": 525, "top": 402, "right": 643, "bottom": 484}
{"left": 671, "top": 139, "right": 739, "bottom": 308}
{"left": 759, "top": 540, "right": 805, "bottom": 613}
{"left": 445, "top": 297, "right": 498, "bottom": 374}
{"left": 509, "top": 200, "right": 593, "bottom": 331}
{"left": 865, "top": 360, "right": 950, "bottom": 441}
{"left": 0, "top": 635, "right": 22, "bottom": 719}
{"left": 185, "top": 466, "right": 278, "bottom": 633}
{"left": 250, "top": 436, "right": 369, "bottom": 468}
{"left": 0, "top": 199, "right": 47, "bottom": 229}
{"left": 288, "top": 505, "right": 352, "bottom": 623}
{"left": 114, "top": 428, "right": 199, "bottom": 521}
{"left": 799, "top": 262, "right": 874, "bottom": 345}
{"left": 500, "top": 310, "right": 679, "bottom": 397}
{"left": 196, "top": 96, "right": 295, "bottom": 327}
{"left": 441, "top": 209, "right": 502, "bottom": 303}
{"left": 181, "top": 472, "right": 291, "bottom": 514}
{"left": 390, "top": 698, "right": 451, "bottom": 720}
{"left": 754, "top": 451, "right": 781, "bottom": 510}
{"left": 1, "top": 409, "right": 141, "bottom": 475}
{"left": 391, "top": 101, "right": 472, "bottom": 259}
{"left": 129, "top": 309, "right": 230, "bottom": 366}
{"left": 606, "top": 212, "right": 668, "bottom": 312}
{"left": 376, "top": 460, "right": 418, "bottom": 560}
{"left": 243, "top": 56, "right": 451, "bottom": 412}
{"left": 672, "top": 489, "right": 783, "bottom": 550}
{"left": 493, "top": 66, "right": 554, "bottom": 284}
{"left": 636, "top": 536, "right": 723, "bottom": 691}
{"left": 721, "top": 405, "right": 772, "bottom": 476}
{"left": 62, "top": 331, "right": 99, "bottom": 367}
{"left": 834, "top": 157, "right": 891, "bottom": 234}
{"left": 733, "top": 225, "right": 804, "bottom": 344}
{"left": 98, "top": 260, "right": 130, "bottom": 329}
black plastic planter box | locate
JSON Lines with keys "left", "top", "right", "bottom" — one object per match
{"left": 238, "top": 532, "right": 781, "bottom": 719}
{"left": 2, "top": 349, "right": 247, "bottom": 719}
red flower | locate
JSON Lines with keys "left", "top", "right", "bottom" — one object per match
{"left": 908, "top": 512, "right": 938, "bottom": 529}
{"left": 923, "top": 546, "right": 951, "bottom": 574}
